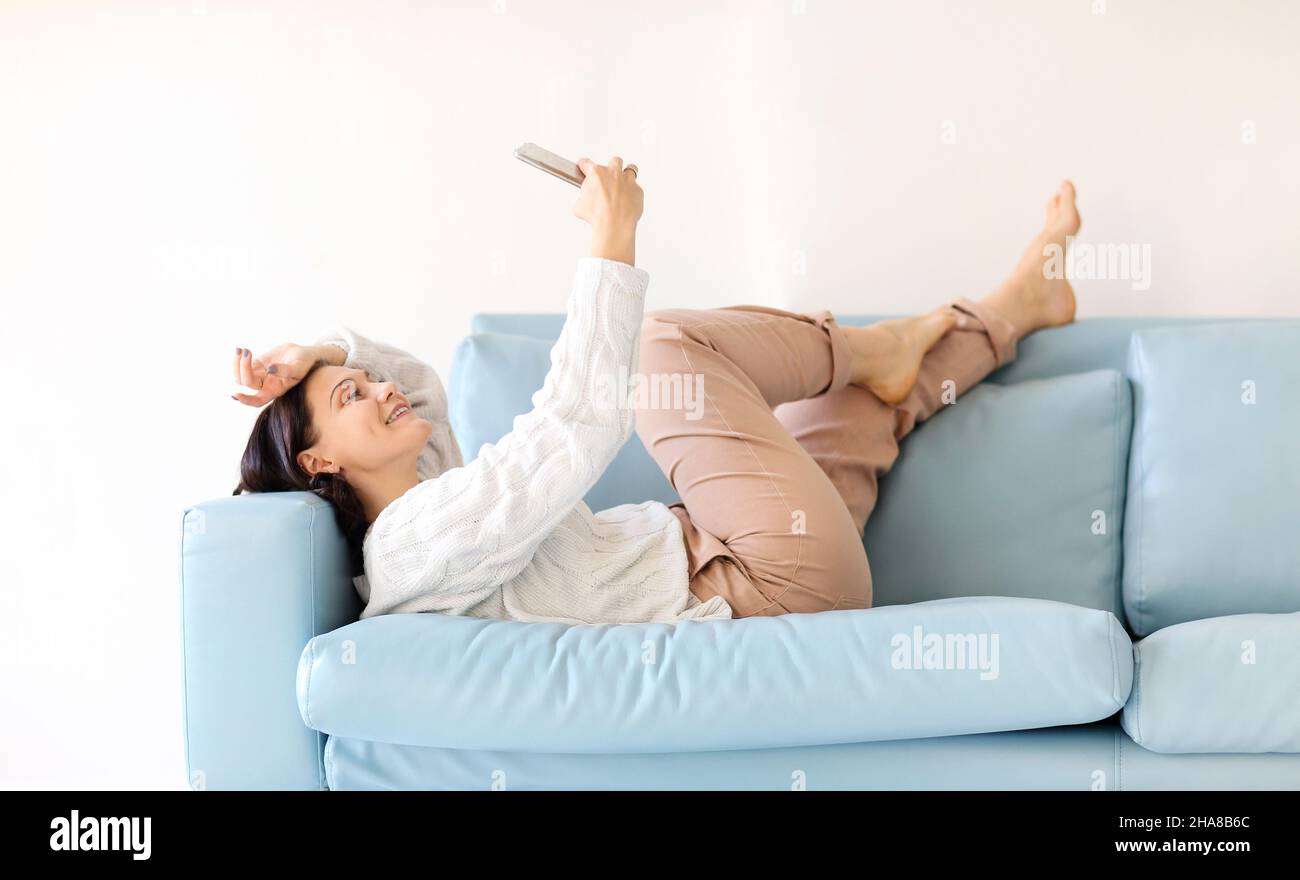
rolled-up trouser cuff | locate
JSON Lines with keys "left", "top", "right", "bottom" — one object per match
{"left": 810, "top": 309, "right": 854, "bottom": 395}
{"left": 950, "top": 296, "right": 1019, "bottom": 368}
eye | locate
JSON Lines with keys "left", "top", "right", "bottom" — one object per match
{"left": 342, "top": 383, "right": 360, "bottom": 405}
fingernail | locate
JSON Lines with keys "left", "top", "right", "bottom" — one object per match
{"left": 230, "top": 395, "right": 238, "bottom": 401}
{"left": 235, "top": 346, "right": 242, "bottom": 354}
{"left": 267, "top": 365, "right": 278, "bottom": 375}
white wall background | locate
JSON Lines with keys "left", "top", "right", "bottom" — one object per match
{"left": 1, "top": 0, "right": 1296, "bottom": 789}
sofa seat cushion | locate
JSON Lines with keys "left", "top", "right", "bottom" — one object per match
{"left": 1123, "top": 322, "right": 1300, "bottom": 636}
{"left": 863, "top": 369, "right": 1132, "bottom": 621}
{"left": 297, "top": 596, "right": 1131, "bottom": 753}
{"left": 1121, "top": 612, "right": 1300, "bottom": 753}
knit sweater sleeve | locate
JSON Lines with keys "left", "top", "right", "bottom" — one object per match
{"left": 310, "top": 327, "right": 464, "bottom": 482}
{"left": 358, "top": 256, "right": 651, "bottom": 617}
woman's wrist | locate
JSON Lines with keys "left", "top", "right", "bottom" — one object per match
{"left": 590, "top": 223, "right": 636, "bottom": 266}
{"left": 315, "top": 342, "right": 348, "bottom": 366}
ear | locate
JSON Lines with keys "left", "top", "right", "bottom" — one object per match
{"left": 296, "top": 448, "right": 339, "bottom": 479}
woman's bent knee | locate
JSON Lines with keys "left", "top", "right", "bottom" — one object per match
{"left": 729, "top": 527, "right": 873, "bottom": 616}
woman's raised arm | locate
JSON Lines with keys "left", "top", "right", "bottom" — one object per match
{"left": 359, "top": 256, "right": 650, "bottom": 617}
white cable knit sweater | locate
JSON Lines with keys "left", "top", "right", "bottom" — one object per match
{"left": 313, "top": 257, "right": 734, "bottom": 625}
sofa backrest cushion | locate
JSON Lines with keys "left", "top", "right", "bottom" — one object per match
{"left": 1123, "top": 321, "right": 1300, "bottom": 637}
{"left": 863, "top": 369, "right": 1132, "bottom": 622}
{"left": 472, "top": 313, "right": 1254, "bottom": 385}
{"left": 452, "top": 333, "right": 1133, "bottom": 621}
{"left": 450, "top": 332, "right": 681, "bottom": 514}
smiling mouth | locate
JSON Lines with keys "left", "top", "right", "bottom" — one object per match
{"left": 386, "top": 405, "right": 410, "bottom": 425}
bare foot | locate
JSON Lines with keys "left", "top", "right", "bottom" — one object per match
{"left": 845, "top": 310, "right": 958, "bottom": 404}
{"left": 985, "top": 180, "right": 1082, "bottom": 335}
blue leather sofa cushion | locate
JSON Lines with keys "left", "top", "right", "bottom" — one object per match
{"left": 863, "top": 369, "right": 1132, "bottom": 621}
{"left": 452, "top": 334, "right": 1132, "bottom": 621}
{"left": 1123, "top": 322, "right": 1300, "bottom": 637}
{"left": 471, "top": 313, "right": 1252, "bottom": 386}
{"left": 297, "top": 595, "right": 1131, "bottom": 753}
{"left": 1121, "top": 612, "right": 1300, "bottom": 753}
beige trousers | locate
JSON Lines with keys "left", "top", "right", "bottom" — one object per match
{"left": 634, "top": 297, "right": 1020, "bottom": 617}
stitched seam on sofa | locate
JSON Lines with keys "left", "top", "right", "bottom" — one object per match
{"left": 1106, "top": 609, "right": 1120, "bottom": 711}
{"left": 304, "top": 636, "right": 316, "bottom": 733}
{"left": 1110, "top": 371, "right": 1126, "bottom": 628}
{"left": 1114, "top": 726, "right": 1124, "bottom": 791}
{"left": 307, "top": 502, "right": 325, "bottom": 790}
{"left": 1133, "top": 336, "right": 1148, "bottom": 635}
{"left": 1130, "top": 642, "right": 1143, "bottom": 745}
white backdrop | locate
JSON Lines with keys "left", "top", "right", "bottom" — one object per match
{"left": 1, "top": 0, "right": 1296, "bottom": 789}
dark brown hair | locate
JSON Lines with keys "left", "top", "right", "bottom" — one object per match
{"left": 232, "top": 358, "right": 369, "bottom": 577}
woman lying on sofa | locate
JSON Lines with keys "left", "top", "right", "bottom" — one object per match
{"left": 231, "top": 157, "right": 1080, "bottom": 624}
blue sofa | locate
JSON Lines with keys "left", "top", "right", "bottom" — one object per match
{"left": 180, "top": 312, "right": 1300, "bottom": 790}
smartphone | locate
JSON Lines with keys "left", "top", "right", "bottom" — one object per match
{"left": 514, "top": 142, "right": 584, "bottom": 187}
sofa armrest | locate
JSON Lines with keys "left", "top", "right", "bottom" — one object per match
{"left": 180, "top": 492, "right": 361, "bottom": 790}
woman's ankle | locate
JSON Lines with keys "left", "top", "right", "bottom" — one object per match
{"left": 979, "top": 282, "right": 1037, "bottom": 342}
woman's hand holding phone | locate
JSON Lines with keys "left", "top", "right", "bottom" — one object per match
{"left": 571, "top": 155, "right": 643, "bottom": 267}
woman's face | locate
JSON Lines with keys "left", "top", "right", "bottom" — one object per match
{"left": 296, "top": 365, "right": 433, "bottom": 480}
